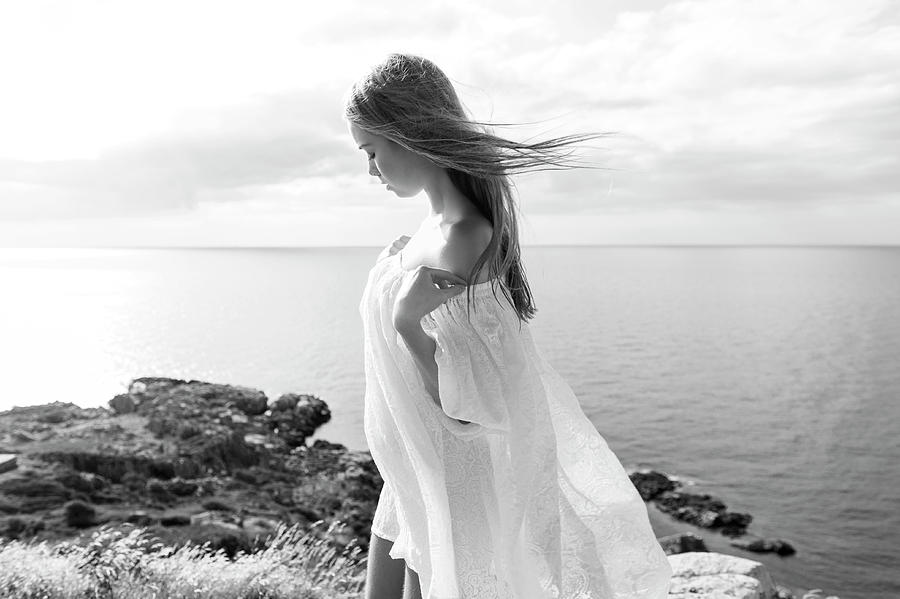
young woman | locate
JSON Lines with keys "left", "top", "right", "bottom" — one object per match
{"left": 346, "top": 53, "right": 673, "bottom": 599}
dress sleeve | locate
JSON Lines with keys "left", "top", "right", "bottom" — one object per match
{"left": 419, "top": 289, "right": 529, "bottom": 436}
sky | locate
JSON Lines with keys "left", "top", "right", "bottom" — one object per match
{"left": 0, "top": 0, "right": 898, "bottom": 247}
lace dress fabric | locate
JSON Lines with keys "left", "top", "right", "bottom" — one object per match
{"left": 360, "top": 251, "right": 672, "bottom": 599}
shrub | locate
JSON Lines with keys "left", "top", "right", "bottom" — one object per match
{"left": 64, "top": 500, "right": 96, "bottom": 528}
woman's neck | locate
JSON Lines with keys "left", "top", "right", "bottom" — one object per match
{"left": 421, "top": 168, "right": 478, "bottom": 224}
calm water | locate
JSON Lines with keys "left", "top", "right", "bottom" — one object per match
{"left": 0, "top": 246, "right": 898, "bottom": 599}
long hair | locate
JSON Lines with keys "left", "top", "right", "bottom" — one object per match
{"left": 344, "top": 53, "right": 614, "bottom": 327}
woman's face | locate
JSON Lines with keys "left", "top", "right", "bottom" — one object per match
{"left": 348, "top": 122, "right": 432, "bottom": 197}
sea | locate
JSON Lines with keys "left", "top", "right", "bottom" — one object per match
{"left": 0, "top": 246, "right": 897, "bottom": 599}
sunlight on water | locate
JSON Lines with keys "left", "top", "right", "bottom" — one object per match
{"left": 0, "top": 250, "right": 140, "bottom": 406}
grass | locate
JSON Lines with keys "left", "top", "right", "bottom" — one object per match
{"left": 0, "top": 519, "right": 367, "bottom": 599}
{"left": 0, "top": 520, "right": 843, "bottom": 599}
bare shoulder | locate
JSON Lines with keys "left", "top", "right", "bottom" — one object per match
{"left": 439, "top": 215, "right": 494, "bottom": 283}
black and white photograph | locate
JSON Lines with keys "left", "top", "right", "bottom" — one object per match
{"left": 0, "top": 2, "right": 897, "bottom": 598}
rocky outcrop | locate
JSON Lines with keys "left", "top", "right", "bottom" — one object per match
{"left": 730, "top": 536, "right": 797, "bottom": 556}
{"left": 0, "top": 378, "right": 378, "bottom": 556}
{"left": 631, "top": 469, "right": 679, "bottom": 500}
{"left": 655, "top": 490, "right": 753, "bottom": 536}
{"left": 658, "top": 532, "right": 708, "bottom": 554}
{"left": 629, "top": 469, "right": 798, "bottom": 556}
{"left": 667, "top": 552, "right": 778, "bottom": 599}
{"left": 631, "top": 469, "right": 753, "bottom": 537}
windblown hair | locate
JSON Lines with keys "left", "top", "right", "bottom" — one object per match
{"left": 344, "top": 53, "right": 614, "bottom": 327}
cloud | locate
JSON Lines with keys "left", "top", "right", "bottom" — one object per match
{"left": 505, "top": 0, "right": 900, "bottom": 215}
{"left": 0, "top": 0, "right": 897, "bottom": 245}
{"left": 0, "top": 87, "right": 360, "bottom": 220}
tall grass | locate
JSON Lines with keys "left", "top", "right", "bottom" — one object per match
{"left": 0, "top": 520, "right": 367, "bottom": 599}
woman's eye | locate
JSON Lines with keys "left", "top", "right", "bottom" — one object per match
{"left": 368, "top": 153, "right": 375, "bottom": 160}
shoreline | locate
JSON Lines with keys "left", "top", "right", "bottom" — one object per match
{"left": 0, "top": 378, "right": 830, "bottom": 598}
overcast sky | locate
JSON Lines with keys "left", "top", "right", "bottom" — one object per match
{"left": 1, "top": 0, "right": 897, "bottom": 247}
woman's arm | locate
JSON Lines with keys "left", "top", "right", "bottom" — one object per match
{"left": 396, "top": 319, "right": 471, "bottom": 425}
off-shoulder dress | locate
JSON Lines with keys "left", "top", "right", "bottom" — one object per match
{"left": 359, "top": 250, "right": 672, "bottom": 599}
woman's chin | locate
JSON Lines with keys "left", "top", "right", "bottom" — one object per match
{"left": 390, "top": 187, "right": 412, "bottom": 197}
{"left": 386, "top": 185, "right": 419, "bottom": 198}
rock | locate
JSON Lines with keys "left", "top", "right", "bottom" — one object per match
{"left": 0, "top": 476, "right": 72, "bottom": 513}
{"left": 659, "top": 532, "right": 709, "bottom": 554}
{"left": 629, "top": 469, "right": 678, "bottom": 500}
{"left": 0, "top": 402, "right": 106, "bottom": 424}
{"left": 129, "top": 380, "right": 149, "bottom": 395}
{"left": 170, "top": 457, "right": 204, "bottom": 480}
{"left": 233, "top": 469, "right": 259, "bottom": 485}
{"left": 244, "top": 433, "right": 272, "bottom": 447}
{"left": 3, "top": 516, "right": 27, "bottom": 536}
{"left": 11, "top": 430, "right": 36, "bottom": 443}
{"left": 201, "top": 499, "right": 235, "bottom": 512}
{"left": 270, "top": 394, "right": 299, "bottom": 412}
{"left": 177, "top": 429, "right": 260, "bottom": 474}
{"left": 654, "top": 491, "right": 753, "bottom": 536}
{"left": 52, "top": 451, "right": 198, "bottom": 483}
{"left": 230, "top": 412, "right": 249, "bottom": 425}
{"left": 0, "top": 499, "right": 19, "bottom": 514}
{"left": 166, "top": 479, "right": 199, "bottom": 497}
{"left": 311, "top": 439, "right": 347, "bottom": 451}
{"left": 147, "top": 414, "right": 178, "bottom": 437}
{"left": 128, "top": 377, "right": 268, "bottom": 415}
{"left": 771, "top": 540, "right": 796, "bottom": 556}
{"left": 718, "top": 511, "right": 755, "bottom": 536}
{"left": 128, "top": 377, "right": 185, "bottom": 398}
{"left": 189, "top": 510, "right": 243, "bottom": 531}
{"left": 731, "top": 537, "right": 797, "bottom": 556}
{"left": 146, "top": 479, "right": 175, "bottom": 503}
{"left": 108, "top": 394, "right": 136, "bottom": 415}
{"left": 774, "top": 583, "right": 796, "bottom": 598}
{"left": 232, "top": 390, "right": 268, "bottom": 417}
{"left": 160, "top": 513, "right": 191, "bottom": 527}
{"left": 56, "top": 471, "right": 108, "bottom": 494}
{"left": 64, "top": 500, "right": 96, "bottom": 528}
{"left": 126, "top": 510, "right": 155, "bottom": 526}
{"left": 89, "top": 491, "right": 125, "bottom": 505}
{"left": 148, "top": 460, "right": 176, "bottom": 480}
{"left": 268, "top": 394, "right": 331, "bottom": 448}
{"left": 177, "top": 422, "right": 201, "bottom": 439}
{"left": 38, "top": 410, "right": 69, "bottom": 424}
{"left": 0, "top": 378, "right": 385, "bottom": 557}
{"left": 0, "top": 453, "right": 17, "bottom": 474}
{"left": 668, "top": 551, "right": 777, "bottom": 599}
{"left": 36, "top": 451, "right": 174, "bottom": 484}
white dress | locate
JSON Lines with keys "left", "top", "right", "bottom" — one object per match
{"left": 359, "top": 250, "right": 673, "bottom": 599}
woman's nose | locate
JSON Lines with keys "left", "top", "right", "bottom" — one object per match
{"left": 369, "top": 164, "right": 381, "bottom": 178}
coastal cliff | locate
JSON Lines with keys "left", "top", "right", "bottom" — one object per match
{"left": 0, "top": 377, "right": 833, "bottom": 598}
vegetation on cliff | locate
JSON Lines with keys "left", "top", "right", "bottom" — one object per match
{"left": 0, "top": 520, "right": 365, "bottom": 598}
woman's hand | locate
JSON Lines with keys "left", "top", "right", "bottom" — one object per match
{"left": 393, "top": 265, "right": 467, "bottom": 332}
{"left": 377, "top": 234, "right": 411, "bottom": 262}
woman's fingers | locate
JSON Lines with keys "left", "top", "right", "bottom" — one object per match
{"left": 423, "top": 266, "right": 468, "bottom": 286}
{"left": 390, "top": 234, "right": 411, "bottom": 253}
